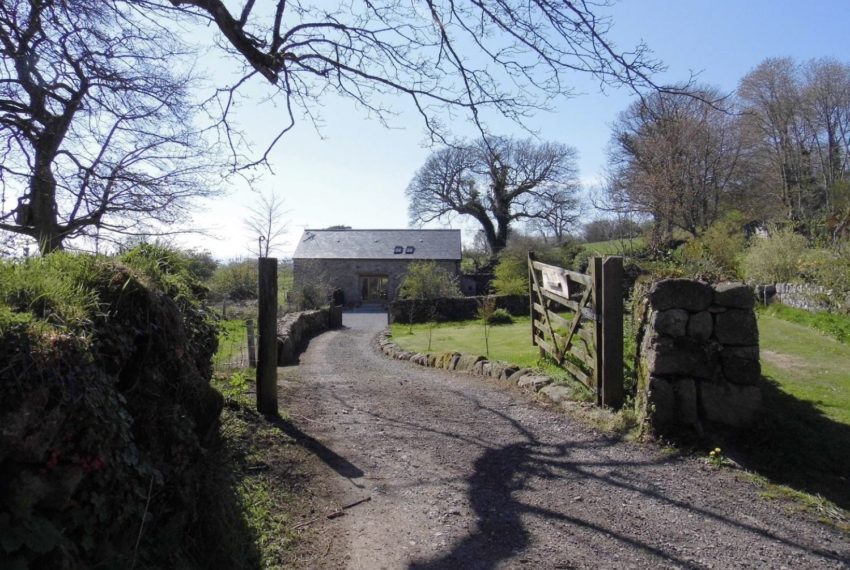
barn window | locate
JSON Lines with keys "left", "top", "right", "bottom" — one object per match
{"left": 405, "top": 246, "right": 415, "bottom": 254}
{"left": 393, "top": 246, "right": 403, "bottom": 254}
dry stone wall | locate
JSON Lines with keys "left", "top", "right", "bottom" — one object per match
{"left": 276, "top": 306, "right": 342, "bottom": 365}
{"left": 378, "top": 331, "right": 587, "bottom": 407}
{"left": 636, "top": 279, "right": 762, "bottom": 435}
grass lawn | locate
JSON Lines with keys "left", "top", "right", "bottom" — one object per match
{"left": 392, "top": 316, "right": 539, "bottom": 368}
{"left": 583, "top": 236, "right": 646, "bottom": 255}
{"left": 735, "top": 312, "right": 850, "bottom": 513}
{"left": 758, "top": 313, "right": 850, "bottom": 425}
{"left": 213, "top": 319, "right": 251, "bottom": 376}
{"left": 390, "top": 316, "right": 587, "bottom": 387}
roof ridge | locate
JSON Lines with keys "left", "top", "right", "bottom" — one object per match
{"left": 303, "top": 228, "right": 459, "bottom": 232}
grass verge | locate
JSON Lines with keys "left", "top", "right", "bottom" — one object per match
{"left": 760, "top": 303, "right": 850, "bottom": 345}
{"left": 717, "top": 312, "right": 850, "bottom": 522}
{"left": 758, "top": 312, "right": 850, "bottom": 425}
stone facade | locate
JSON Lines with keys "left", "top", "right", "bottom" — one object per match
{"left": 636, "top": 279, "right": 762, "bottom": 435}
{"left": 293, "top": 258, "right": 460, "bottom": 306}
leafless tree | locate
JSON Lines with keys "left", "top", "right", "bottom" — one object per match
{"left": 244, "top": 190, "right": 289, "bottom": 257}
{"left": 738, "top": 58, "right": 812, "bottom": 221}
{"left": 155, "top": 0, "right": 680, "bottom": 167}
{"left": 407, "top": 137, "right": 581, "bottom": 254}
{"left": 605, "top": 86, "right": 743, "bottom": 240}
{"left": 525, "top": 186, "right": 584, "bottom": 244}
{"left": 0, "top": 0, "right": 220, "bottom": 254}
{"left": 738, "top": 57, "right": 850, "bottom": 227}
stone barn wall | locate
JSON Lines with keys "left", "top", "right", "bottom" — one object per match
{"left": 635, "top": 279, "right": 762, "bottom": 435}
{"left": 293, "top": 258, "right": 460, "bottom": 305}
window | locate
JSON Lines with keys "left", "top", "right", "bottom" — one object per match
{"left": 405, "top": 246, "right": 415, "bottom": 254}
{"left": 393, "top": 246, "right": 403, "bottom": 254}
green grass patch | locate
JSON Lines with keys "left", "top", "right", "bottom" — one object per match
{"left": 390, "top": 317, "right": 593, "bottom": 396}
{"left": 761, "top": 303, "right": 850, "bottom": 345}
{"left": 758, "top": 313, "right": 850, "bottom": 425}
{"left": 214, "top": 319, "right": 251, "bottom": 374}
{"left": 393, "top": 316, "right": 538, "bottom": 368}
{"left": 583, "top": 236, "right": 646, "bottom": 256}
{"left": 726, "top": 312, "right": 850, "bottom": 516}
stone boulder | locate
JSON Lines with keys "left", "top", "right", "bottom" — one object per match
{"left": 649, "top": 279, "right": 713, "bottom": 311}
{"left": 714, "top": 310, "right": 759, "bottom": 346}
{"left": 517, "top": 374, "right": 552, "bottom": 391}
{"left": 699, "top": 382, "right": 762, "bottom": 427}
{"left": 713, "top": 282, "right": 755, "bottom": 309}
{"left": 651, "top": 308, "right": 688, "bottom": 337}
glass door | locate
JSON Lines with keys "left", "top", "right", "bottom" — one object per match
{"left": 360, "top": 275, "right": 388, "bottom": 302}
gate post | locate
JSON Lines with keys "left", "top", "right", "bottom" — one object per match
{"left": 591, "top": 257, "right": 603, "bottom": 403}
{"left": 257, "top": 257, "right": 279, "bottom": 416}
{"left": 600, "top": 257, "right": 624, "bottom": 408}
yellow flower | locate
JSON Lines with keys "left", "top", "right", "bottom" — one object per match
{"left": 714, "top": 447, "right": 721, "bottom": 454}
{"left": 709, "top": 451, "right": 716, "bottom": 457}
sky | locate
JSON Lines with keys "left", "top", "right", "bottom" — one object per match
{"left": 179, "top": 0, "right": 850, "bottom": 260}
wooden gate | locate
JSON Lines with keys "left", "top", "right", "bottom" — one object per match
{"left": 528, "top": 252, "right": 623, "bottom": 408}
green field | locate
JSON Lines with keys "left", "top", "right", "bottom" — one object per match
{"left": 759, "top": 313, "right": 850, "bottom": 426}
{"left": 392, "top": 316, "right": 539, "bottom": 367}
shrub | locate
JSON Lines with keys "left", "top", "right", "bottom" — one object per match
{"left": 742, "top": 228, "right": 808, "bottom": 284}
{"left": 681, "top": 213, "right": 747, "bottom": 277}
{"left": 398, "top": 261, "right": 461, "bottom": 300}
{"left": 801, "top": 248, "right": 850, "bottom": 294}
{"left": 208, "top": 258, "right": 258, "bottom": 301}
{"left": 0, "top": 246, "right": 224, "bottom": 568}
{"left": 491, "top": 254, "right": 528, "bottom": 295}
{"left": 486, "top": 308, "right": 515, "bottom": 325}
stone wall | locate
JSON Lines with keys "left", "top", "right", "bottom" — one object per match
{"left": 378, "top": 331, "right": 586, "bottom": 406}
{"left": 389, "top": 294, "right": 529, "bottom": 324}
{"left": 636, "top": 279, "right": 762, "bottom": 435}
{"left": 276, "top": 306, "right": 342, "bottom": 365}
{"left": 293, "top": 258, "right": 460, "bottom": 305}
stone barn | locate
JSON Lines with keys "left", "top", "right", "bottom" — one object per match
{"left": 292, "top": 228, "right": 462, "bottom": 306}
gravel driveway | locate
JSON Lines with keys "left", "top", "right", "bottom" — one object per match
{"left": 281, "top": 312, "right": 849, "bottom": 569}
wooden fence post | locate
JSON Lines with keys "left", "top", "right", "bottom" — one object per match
{"left": 246, "top": 319, "right": 257, "bottom": 368}
{"left": 257, "top": 257, "right": 278, "bottom": 416}
{"left": 528, "top": 251, "right": 536, "bottom": 348}
{"left": 600, "top": 257, "right": 624, "bottom": 408}
{"left": 591, "top": 257, "right": 603, "bottom": 405}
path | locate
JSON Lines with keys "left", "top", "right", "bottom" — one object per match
{"left": 280, "top": 313, "right": 849, "bottom": 569}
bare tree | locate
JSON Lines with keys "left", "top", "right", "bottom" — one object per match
{"left": 153, "top": 0, "right": 679, "bottom": 167}
{"left": 738, "top": 58, "right": 812, "bottom": 222}
{"left": 525, "top": 186, "right": 584, "bottom": 244}
{"left": 0, "top": 0, "right": 219, "bottom": 254}
{"left": 738, "top": 57, "right": 850, "bottom": 226}
{"left": 407, "top": 137, "right": 581, "bottom": 254}
{"left": 244, "top": 191, "right": 289, "bottom": 257}
{"left": 605, "top": 86, "right": 743, "bottom": 240}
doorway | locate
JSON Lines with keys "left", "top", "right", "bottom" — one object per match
{"left": 360, "top": 275, "right": 389, "bottom": 302}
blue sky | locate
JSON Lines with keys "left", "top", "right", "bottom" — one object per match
{"left": 183, "top": 0, "right": 850, "bottom": 260}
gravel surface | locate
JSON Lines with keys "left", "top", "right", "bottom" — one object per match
{"left": 281, "top": 312, "right": 850, "bottom": 569}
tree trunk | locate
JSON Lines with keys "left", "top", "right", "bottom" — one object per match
{"left": 31, "top": 149, "right": 64, "bottom": 255}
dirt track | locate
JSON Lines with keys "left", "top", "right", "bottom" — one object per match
{"left": 280, "top": 312, "right": 849, "bottom": 569}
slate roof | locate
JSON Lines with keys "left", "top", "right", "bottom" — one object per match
{"left": 293, "top": 229, "right": 461, "bottom": 260}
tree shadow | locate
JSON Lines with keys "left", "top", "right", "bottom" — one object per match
{"left": 400, "top": 394, "right": 847, "bottom": 570}
{"left": 726, "top": 376, "right": 850, "bottom": 510}
{"left": 267, "top": 415, "right": 364, "bottom": 480}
